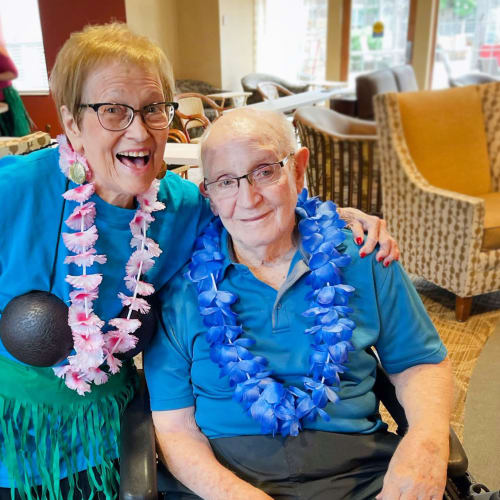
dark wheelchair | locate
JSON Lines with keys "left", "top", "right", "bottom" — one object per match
{"left": 119, "top": 363, "right": 495, "bottom": 500}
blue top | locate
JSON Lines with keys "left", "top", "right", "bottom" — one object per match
{"left": 145, "top": 227, "right": 447, "bottom": 438}
{"left": 0, "top": 147, "right": 212, "bottom": 486}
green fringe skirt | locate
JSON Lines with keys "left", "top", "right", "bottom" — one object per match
{"left": 0, "top": 356, "right": 138, "bottom": 500}
{"left": 0, "top": 85, "right": 30, "bottom": 137}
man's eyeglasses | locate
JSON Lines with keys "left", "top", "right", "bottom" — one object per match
{"left": 203, "top": 153, "right": 295, "bottom": 199}
{"left": 79, "top": 101, "right": 179, "bottom": 131}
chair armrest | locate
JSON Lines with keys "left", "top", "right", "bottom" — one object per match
{"left": 120, "top": 372, "right": 157, "bottom": 500}
{"left": 448, "top": 427, "right": 468, "bottom": 478}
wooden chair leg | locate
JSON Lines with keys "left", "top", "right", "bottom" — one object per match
{"left": 455, "top": 296, "right": 472, "bottom": 322}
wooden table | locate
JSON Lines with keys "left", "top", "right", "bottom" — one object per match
{"left": 164, "top": 142, "right": 201, "bottom": 166}
{"left": 207, "top": 91, "right": 252, "bottom": 108}
{"left": 244, "top": 89, "right": 343, "bottom": 113}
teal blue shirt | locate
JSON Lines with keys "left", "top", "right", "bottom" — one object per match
{"left": 145, "top": 227, "right": 447, "bottom": 438}
{"left": 0, "top": 147, "right": 212, "bottom": 486}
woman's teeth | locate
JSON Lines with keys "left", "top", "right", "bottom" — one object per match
{"left": 116, "top": 151, "right": 151, "bottom": 168}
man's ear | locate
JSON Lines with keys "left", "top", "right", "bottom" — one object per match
{"left": 293, "top": 147, "right": 309, "bottom": 192}
{"left": 199, "top": 181, "right": 219, "bottom": 216}
{"left": 60, "top": 105, "right": 84, "bottom": 153}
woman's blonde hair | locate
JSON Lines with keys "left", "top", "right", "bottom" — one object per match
{"left": 50, "top": 22, "right": 174, "bottom": 124}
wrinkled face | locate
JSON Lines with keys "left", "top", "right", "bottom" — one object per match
{"left": 63, "top": 61, "right": 169, "bottom": 208}
{"left": 203, "top": 134, "right": 307, "bottom": 256}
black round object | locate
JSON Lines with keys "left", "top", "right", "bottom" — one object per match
{"left": 0, "top": 291, "right": 74, "bottom": 367}
{"left": 116, "top": 303, "right": 157, "bottom": 359}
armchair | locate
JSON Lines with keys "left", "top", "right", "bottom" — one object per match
{"left": 374, "top": 83, "right": 500, "bottom": 321}
{"left": 256, "top": 81, "right": 293, "bottom": 101}
{"left": 294, "top": 106, "right": 382, "bottom": 216}
{"left": 173, "top": 93, "right": 223, "bottom": 143}
{"left": 241, "top": 73, "right": 308, "bottom": 105}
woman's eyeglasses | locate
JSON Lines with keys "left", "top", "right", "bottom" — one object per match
{"left": 79, "top": 101, "right": 179, "bottom": 131}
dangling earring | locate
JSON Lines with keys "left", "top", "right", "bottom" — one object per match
{"left": 58, "top": 134, "right": 91, "bottom": 185}
{"left": 156, "top": 161, "right": 167, "bottom": 180}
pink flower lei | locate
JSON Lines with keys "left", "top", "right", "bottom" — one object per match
{"left": 53, "top": 135, "right": 164, "bottom": 395}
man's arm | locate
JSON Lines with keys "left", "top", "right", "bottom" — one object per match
{"left": 337, "top": 207, "right": 400, "bottom": 265}
{"left": 153, "top": 407, "right": 273, "bottom": 500}
{"left": 377, "top": 358, "right": 453, "bottom": 499}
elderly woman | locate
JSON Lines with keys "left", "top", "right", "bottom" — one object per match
{"left": 145, "top": 109, "right": 453, "bottom": 500}
{"left": 0, "top": 24, "right": 395, "bottom": 500}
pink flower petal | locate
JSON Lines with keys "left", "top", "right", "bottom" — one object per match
{"left": 65, "top": 202, "right": 96, "bottom": 231}
{"left": 124, "top": 277, "right": 155, "bottom": 296}
{"left": 126, "top": 250, "right": 154, "bottom": 277}
{"left": 103, "top": 330, "right": 138, "bottom": 354}
{"left": 129, "top": 210, "right": 154, "bottom": 236}
{"left": 106, "top": 352, "right": 122, "bottom": 374}
{"left": 130, "top": 236, "right": 162, "bottom": 257}
{"left": 64, "top": 249, "right": 107, "bottom": 267}
{"left": 87, "top": 367, "right": 108, "bottom": 385}
{"left": 62, "top": 225, "right": 98, "bottom": 252}
{"left": 63, "top": 183, "right": 95, "bottom": 203}
{"left": 69, "top": 288, "right": 99, "bottom": 306}
{"left": 137, "top": 180, "right": 165, "bottom": 213}
{"left": 73, "top": 330, "right": 105, "bottom": 352}
{"left": 61, "top": 367, "right": 91, "bottom": 396}
{"left": 66, "top": 273, "right": 103, "bottom": 291}
{"left": 118, "top": 292, "right": 151, "bottom": 314}
{"left": 108, "top": 317, "right": 141, "bottom": 334}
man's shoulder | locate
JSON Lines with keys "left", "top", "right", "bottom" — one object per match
{"left": 157, "top": 171, "right": 204, "bottom": 209}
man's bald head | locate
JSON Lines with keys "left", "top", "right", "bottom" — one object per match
{"left": 200, "top": 109, "right": 297, "bottom": 172}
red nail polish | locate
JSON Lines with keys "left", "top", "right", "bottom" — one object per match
{"left": 384, "top": 261, "right": 389, "bottom": 267}
{"left": 377, "top": 256, "right": 383, "bottom": 262}
{"left": 356, "top": 237, "right": 363, "bottom": 245}
{"left": 360, "top": 252, "right": 366, "bottom": 258}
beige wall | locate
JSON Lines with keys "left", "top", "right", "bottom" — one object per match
{"left": 125, "top": 0, "right": 179, "bottom": 73}
{"left": 175, "top": 0, "right": 222, "bottom": 87}
{"left": 219, "top": 0, "right": 254, "bottom": 91}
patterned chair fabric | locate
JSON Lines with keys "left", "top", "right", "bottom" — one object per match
{"left": 294, "top": 106, "right": 382, "bottom": 217}
{"left": 374, "top": 82, "right": 500, "bottom": 320}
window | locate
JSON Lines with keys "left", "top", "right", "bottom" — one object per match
{"left": 254, "top": 0, "right": 327, "bottom": 82}
{"left": 432, "top": 0, "right": 500, "bottom": 88}
{"left": 348, "top": 0, "right": 411, "bottom": 83}
{"left": 0, "top": 0, "right": 49, "bottom": 93}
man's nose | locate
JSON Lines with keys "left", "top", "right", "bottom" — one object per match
{"left": 237, "top": 176, "right": 261, "bottom": 207}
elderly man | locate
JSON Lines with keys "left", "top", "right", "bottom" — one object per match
{"left": 145, "top": 109, "right": 452, "bottom": 500}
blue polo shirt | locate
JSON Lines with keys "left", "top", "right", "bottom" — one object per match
{"left": 145, "top": 227, "right": 447, "bottom": 438}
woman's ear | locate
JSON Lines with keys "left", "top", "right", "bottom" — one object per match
{"left": 199, "top": 181, "right": 219, "bottom": 216}
{"left": 60, "top": 105, "right": 84, "bottom": 153}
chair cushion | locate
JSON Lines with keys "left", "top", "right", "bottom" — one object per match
{"left": 478, "top": 192, "right": 500, "bottom": 250}
{"left": 397, "top": 86, "right": 491, "bottom": 197}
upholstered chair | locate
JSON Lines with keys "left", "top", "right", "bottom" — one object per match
{"left": 374, "top": 83, "right": 500, "bottom": 321}
{"left": 294, "top": 106, "right": 382, "bottom": 216}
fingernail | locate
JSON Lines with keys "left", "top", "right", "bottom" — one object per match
{"left": 384, "top": 261, "right": 389, "bottom": 267}
{"left": 377, "top": 256, "right": 383, "bottom": 262}
{"left": 360, "top": 252, "right": 366, "bottom": 258}
{"left": 356, "top": 237, "right": 363, "bottom": 245}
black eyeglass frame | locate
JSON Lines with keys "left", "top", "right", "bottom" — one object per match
{"left": 203, "top": 153, "right": 295, "bottom": 193}
{"left": 78, "top": 101, "right": 179, "bottom": 131}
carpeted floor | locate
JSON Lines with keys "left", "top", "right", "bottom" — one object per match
{"left": 381, "top": 278, "right": 500, "bottom": 442}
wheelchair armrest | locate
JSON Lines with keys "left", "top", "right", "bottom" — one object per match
{"left": 448, "top": 427, "right": 468, "bottom": 478}
{"left": 373, "top": 357, "right": 469, "bottom": 478}
{"left": 120, "top": 371, "right": 157, "bottom": 500}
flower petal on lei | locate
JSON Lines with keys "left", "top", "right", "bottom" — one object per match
{"left": 62, "top": 225, "right": 98, "bottom": 252}
{"left": 108, "top": 317, "right": 141, "bottom": 334}
{"left": 65, "top": 202, "right": 96, "bottom": 231}
{"left": 126, "top": 250, "right": 154, "bottom": 276}
{"left": 64, "top": 249, "right": 107, "bottom": 267}
{"left": 124, "top": 277, "right": 155, "bottom": 296}
{"left": 118, "top": 292, "right": 151, "bottom": 314}
{"left": 63, "top": 183, "right": 95, "bottom": 203}
{"left": 65, "top": 273, "right": 103, "bottom": 292}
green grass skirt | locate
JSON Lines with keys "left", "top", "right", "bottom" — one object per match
{"left": 0, "top": 86, "right": 30, "bottom": 137}
{"left": 0, "top": 356, "right": 138, "bottom": 500}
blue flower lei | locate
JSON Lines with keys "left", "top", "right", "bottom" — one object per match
{"left": 185, "top": 189, "right": 356, "bottom": 437}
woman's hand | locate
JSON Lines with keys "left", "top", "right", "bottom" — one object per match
{"left": 337, "top": 207, "right": 400, "bottom": 266}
